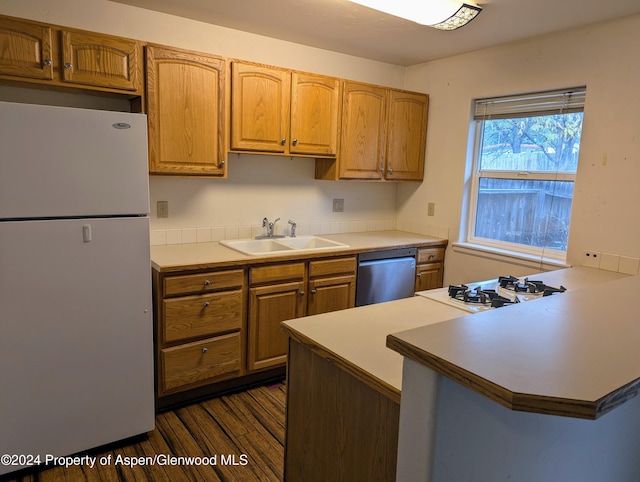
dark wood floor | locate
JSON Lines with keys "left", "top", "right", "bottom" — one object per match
{"left": 3, "top": 382, "right": 286, "bottom": 482}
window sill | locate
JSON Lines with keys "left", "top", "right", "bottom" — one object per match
{"left": 451, "top": 242, "right": 571, "bottom": 271}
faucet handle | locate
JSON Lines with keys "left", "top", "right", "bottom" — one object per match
{"left": 288, "top": 220, "right": 297, "bottom": 237}
{"left": 262, "top": 217, "right": 269, "bottom": 228}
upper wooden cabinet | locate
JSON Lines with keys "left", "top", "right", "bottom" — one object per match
{"left": 230, "top": 62, "right": 340, "bottom": 157}
{"left": 146, "top": 45, "right": 227, "bottom": 176}
{"left": 0, "top": 15, "right": 142, "bottom": 95}
{"left": 337, "top": 81, "right": 388, "bottom": 179}
{"left": 60, "top": 30, "right": 141, "bottom": 92}
{"left": 290, "top": 72, "right": 340, "bottom": 156}
{"left": 316, "top": 81, "right": 429, "bottom": 181}
{"left": 386, "top": 89, "right": 429, "bottom": 181}
{"left": 0, "top": 16, "right": 53, "bottom": 81}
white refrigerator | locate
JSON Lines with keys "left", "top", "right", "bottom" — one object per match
{"left": 0, "top": 101, "right": 155, "bottom": 476}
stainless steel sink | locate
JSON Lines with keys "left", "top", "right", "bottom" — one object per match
{"left": 220, "top": 236, "right": 348, "bottom": 256}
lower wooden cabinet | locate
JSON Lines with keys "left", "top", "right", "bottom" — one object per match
{"left": 415, "top": 247, "right": 445, "bottom": 292}
{"left": 152, "top": 245, "right": 443, "bottom": 406}
{"left": 247, "top": 256, "right": 357, "bottom": 373}
{"left": 154, "top": 268, "right": 246, "bottom": 397}
{"left": 161, "top": 333, "right": 242, "bottom": 392}
{"left": 307, "top": 257, "right": 356, "bottom": 315}
{"left": 248, "top": 279, "right": 306, "bottom": 371}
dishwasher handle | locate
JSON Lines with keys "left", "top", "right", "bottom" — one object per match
{"left": 358, "top": 247, "right": 417, "bottom": 263}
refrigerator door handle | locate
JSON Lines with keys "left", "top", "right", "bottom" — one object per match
{"left": 82, "top": 224, "right": 92, "bottom": 242}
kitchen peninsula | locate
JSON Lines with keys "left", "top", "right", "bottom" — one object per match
{"left": 281, "top": 267, "right": 634, "bottom": 481}
{"left": 387, "top": 272, "right": 640, "bottom": 482}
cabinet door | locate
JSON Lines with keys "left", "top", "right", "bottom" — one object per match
{"left": 60, "top": 30, "right": 141, "bottom": 92}
{"left": 339, "top": 81, "right": 387, "bottom": 179}
{"left": 146, "top": 45, "right": 226, "bottom": 176}
{"left": 386, "top": 90, "right": 428, "bottom": 181}
{"left": 308, "top": 274, "right": 356, "bottom": 316}
{"left": 290, "top": 72, "right": 340, "bottom": 156}
{"left": 0, "top": 17, "right": 53, "bottom": 80}
{"left": 415, "top": 262, "right": 444, "bottom": 292}
{"left": 231, "top": 63, "right": 290, "bottom": 153}
{"left": 248, "top": 281, "right": 305, "bottom": 372}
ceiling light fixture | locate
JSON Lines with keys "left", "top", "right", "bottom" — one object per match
{"left": 348, "top": 0, "right": 482, "bottom": 30}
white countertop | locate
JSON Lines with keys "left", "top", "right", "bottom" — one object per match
{"left": 150, "top": 230, "right": 446, "bottom": 272}
{"left": 282, "top": 296, "right": 468, "bottom": 402}
{"left": 283, "top": 266, "right": 631, "bottom": 411}
{"left": 388, "top": 268, "right": 637, "bottom": 418}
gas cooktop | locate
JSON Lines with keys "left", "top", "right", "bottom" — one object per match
{"left": 416, "top": 275, "right": 567, "bottom": 313}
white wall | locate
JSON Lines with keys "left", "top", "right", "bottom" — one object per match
{"left": 0, "top": 0, "right": 406, "bottom": 244}
{"left": 399, "top": 15, "right": 640, "bottom": 283}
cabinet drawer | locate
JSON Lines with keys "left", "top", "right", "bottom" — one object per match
{"left": 250, "top": 262, "right": 305, "bottom": 285}
{"left": 164, "top": 269, "right": 244, "bottom": 296}
{"left": 417, "top": 247, "right": 445, "bottom": 264}
{"left": 161, "top": 333, "right": 242, "bottom": 392}
{"left": 309, "top": 256, "right": 356, "bottom": 278}
{"left": 163, "top": 290, "right": 243, "bottom": 343}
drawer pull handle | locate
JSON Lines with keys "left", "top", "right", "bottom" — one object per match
{"left": 429, "top": 253, "right": 436, "bottom": 259}
{"left": 202, "top": 347, "right": 208, "bottom": 354}
{"left": 203, "top": 302, "right": 210, "bottom": 308}
{"left": 203, "top": 280, "right": 211, "bottom": 286}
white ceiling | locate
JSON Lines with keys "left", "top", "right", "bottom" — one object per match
{"left": 110, "top": 0, "right": 640, "bottom": 66}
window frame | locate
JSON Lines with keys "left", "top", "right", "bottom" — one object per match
{"left": 465, "top": 88, "right": 586, "bottom": 261}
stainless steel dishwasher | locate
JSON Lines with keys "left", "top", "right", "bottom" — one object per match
{"left": 355, "top": 248, "right": 417, "bottom": 306}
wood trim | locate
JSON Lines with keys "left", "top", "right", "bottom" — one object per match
{"left": 386, "top": 333, "right": 625, "bottom": 420}
{"left": 285, "top": 339, "right": 399, "bottom": 481}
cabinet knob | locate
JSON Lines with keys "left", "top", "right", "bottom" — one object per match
{"left": 43, "top": 59, "right": 52, "bottom": 66}
{"left": 203, "top": 280, "right": 211, "bottom": 286}
{"left": 417, "top": 273, "right": 423, "bottom": 278}
{"left": 203, "top": 302, "right": 210, "bottom": 308}
{"left": 429, "top": 253, "right": 436, "bottom": 259}
{"left": 292, "top": 139, "right": 298, "bottom": 146}
{"left": 281, "top": 138, "right": 287, "bottom": 146}
{"left": 310, "top": 289, "right": 317, "bottom": 294}
{"left": 299, "top": 291, "right": 305, "bottom": 296}
{"left": 387, "top": 168, "right": 393, "bottom": 175}
{"left": 202, "top": 347, "right": 208, "bottom": 354}
{"left": 64, "top": 62, "right": 73, "bottom": 70}
{"left": 219, "top": 160, "right": 226, "bottom": 168}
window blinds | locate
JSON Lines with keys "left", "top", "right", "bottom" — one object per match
{"left": 474, "top": 87, "right": 587, "bottom": 120}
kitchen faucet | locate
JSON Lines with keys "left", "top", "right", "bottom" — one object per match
{"left": 256, "top": 217, "right": 284, "bottom": 239}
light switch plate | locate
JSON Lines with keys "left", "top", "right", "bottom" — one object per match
{"left": 157, "top": 200, "right": 169, "bottom": 218}
{"left": 332, "top": 198, "right": 344, "bottom": 212}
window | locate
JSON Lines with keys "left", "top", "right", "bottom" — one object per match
{"left": 467, "top": 87, "right": 586, "bottom": 261}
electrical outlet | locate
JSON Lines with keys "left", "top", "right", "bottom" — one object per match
{"left": 582, "top": 250, "right": 601, "bottom": 268}
{"left": 157, "top": 200, "right": 169, "bottom": 218}
{"left": 427, "top": 202, "right": 435, "bottom": 216}
{"left": 332, "top": 198, "right": 344, "bottom": 212}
